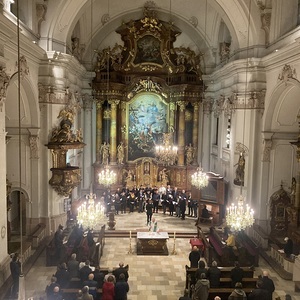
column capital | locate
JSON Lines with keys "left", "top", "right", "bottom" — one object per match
{"left": 120, "top": 101, "right": 127, "bottom": 111}
{"left": 109, "top": 99, "right": 120, "bottom": 109}
{"left": 83, "top": 94, "right": 94, "bottom": 110}
{"left": 177, "top": 101, "right": 186, "bottom": 112}
{"left": 169, "top": 102, "right": 176, "bottom": 111}
{"left": 192, "top": 102, "right": 199, "bottom": 110}
{"left": 96, "top": 100, "right": 104, "bottom": 111}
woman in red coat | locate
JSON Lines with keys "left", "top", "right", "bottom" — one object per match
{"left": 102, "top": 275, "right": 115, "bottom": 300}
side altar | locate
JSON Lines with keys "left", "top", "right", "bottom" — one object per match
{"left": 137, "top": 232, "right": 169, "bottom": 255}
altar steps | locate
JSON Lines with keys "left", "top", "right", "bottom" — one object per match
{"left": 103, "top": 230, "right": 197, "bottom": 239}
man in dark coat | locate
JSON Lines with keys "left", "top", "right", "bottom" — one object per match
{"left": 248, "top": 280, "right": 271, "bottom": 300}
{"left": 207, "top": 260, "right": 221, "bottom": 288}
{"left": 261, "top": 270, "right": 275, "bottom": 300}
{"left": 79, "top": 260, "right": 93, "bottom": 284}
{"left": 230, "top": 261, "right": 244, "bottom": 287}
{"left": 115, "top": 273, "right": 129, "bottom": 300}
{"left": 284, "top": 237, "right": 293, "bottom": 258}
{"left": 83, "top": 273, "right": 98, "bottom": 299}
{"left": 113, "top": 262, "right": 129, "bottom": 282}
{"left": 10, "top": 253, "right": 21, "bottom": 299}
{"left": 189, "top": 246, "right": 201, "bottom": 268}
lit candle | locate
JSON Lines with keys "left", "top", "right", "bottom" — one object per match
{"left": 130, "top": 230, "right": 132, "bottom": 239}
{"left": 174, "top": 231, "right": 176, "bottom": 239}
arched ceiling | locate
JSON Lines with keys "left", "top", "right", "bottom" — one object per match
{"left": 41, "top": 0, "right": 263, "bottom": 72}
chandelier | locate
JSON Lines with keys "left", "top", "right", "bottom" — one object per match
{"left": 155, "top": 132, "right": 178, "bottom": 166}
{"left": 98, "top": 166, "right": 117, "bottom": 186}
{"left": 191, "top": 168, "right": 209, "bottom": 189}
{"left": 77, "top": 193, "right": 105, "bottom": 229}
{"left": 226, "top": 195, "right": 254, "bottom": 231}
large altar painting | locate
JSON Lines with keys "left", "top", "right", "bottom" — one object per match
{"left": 128, "top": 93, "right": 168, "bottom": 161}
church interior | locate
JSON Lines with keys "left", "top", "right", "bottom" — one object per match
{"left": 1, "top": 0, "right": 300, "bottom": 299}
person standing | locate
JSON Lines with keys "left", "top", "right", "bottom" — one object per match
{"left": 207, "top": 261, "right": 221, "bottom": 288}
{"left": 180, "top": 190, "right": 187, "bottom": 220}
{"left": 248, "top": 280, "right": 270, "bottom": 300}
{"left": 152, "top": 189, "right": 160, "bottom": 213}
{"left": 193, "top": 273, "right": 210, "bottom": 300}
{"left": 261, "top": 270, "right": 275, "bottom": 300}
{"left": 10, "top": 253, "right": 21, "bottom": 299}
{"left": 102, "top": 275, "right": 115, "bottom": 300}
{"left": 113, "top": 262, "right": 129, "bottom": 282}
{"left": 189, "top": 246, "right": 201, "bottom": 268}
{"left": 230, "top": 261, "right": 244, "bottom": 287}
{"left": 228, "top": 282, "right": 247, "bottom": 300}
{"left": 284, "top": 237, "right": 293, "bottom": 258}
{"left": 115, "top": 273, "right": 129, "bottom": 300}
{"left": 146, "top": 200, "right": 154, "bottom": 225}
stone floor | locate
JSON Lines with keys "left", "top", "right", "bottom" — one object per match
{"left": 22, "top": 211, "right": 298, "bottom": 300}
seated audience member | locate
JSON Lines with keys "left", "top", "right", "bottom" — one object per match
{"left": 67, "top": 253, "right": 79, "bottom": 278}
{"left": 115, "top": 273, "right": 129, "bottom": 300}
{"left": 284, "top": 237, "right": 293, "bottom": 258}
{"left": 93, "top": 265, "right": 105, "bottom": 288}
{"left": 83, "top": 273, "right": 98, "bottom": 299}
{"left": 49, "top": 286, "right": 63, "bottom": 300}
{"left": 45, "top": 276, "right": 59, "bottom": 300}
{"left": 261, "top": 270, "right": 275, "bottom": 300}
{"left": 189, "top": 246, "right": 201, "bottom": 268}
{"left": 214, "top": 297, "right": 221, "bottom": 300}
{"left": 230, "top": 261, "right": 244, "bottom": 287}
{"left": 178, "top": 289, "right": 191, "bottom": 300}
{"left": 248, "top": 280, "right": 271, "bottom": 300}
{"left": 201, "top": 205, "right": 210, "bottom": 219}
{"left": 228, "top": 282, "right": 247, "bottom": 300}
{"left": 113, "top": 262, "right": 129, "bottom": 282}
{"left": 104, "top": 268, "right": 116, "bottom": 283}
{"left": 102, "top": 275, "right": 115, "bottom": 300}
{"left": 79, "top": 256, "right": 88, "bottom": 269}
{"left": 193, "top": 273, "right": 210, "bottom": 300}
{"left": 80, "top": 286, "right": 93, "bottom": 300}
{"left": 207, "top": 261, "right": 221, "bottom": 288}
{"left": 79, "top": 260, "right": 93, "bottom": 284}
{"left": 54, "top": 262, "right": 70, "bottom": 288}
{"left": 226, "top": 232, "right": 237, "bottom": 262}
{"left": 195, "top": 260, "right": 208, "bottom": 281}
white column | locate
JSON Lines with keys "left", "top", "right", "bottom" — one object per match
{"left": 83, "top": 95, "right": 93, "bottom": 190}
{"left": 28, "top": 129, "right": 40, "bottom": 224}
{"left": 0, "top": 101, "right": 8, "bottom": 259}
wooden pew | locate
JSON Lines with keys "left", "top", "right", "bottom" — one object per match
{"left": 208, "top": 287, "right": 252, "bottom": 300}
{"left": 236, "top": 231, "right": 259, "bottom": 267}
{"left": 185, "top": 266, "right": 254, "bottom": 291}
{"left": 196, "top": 225, "right": 211, "bottom": 263}
{"left": 208, "top": 227, "right": 231, "bottom": 266}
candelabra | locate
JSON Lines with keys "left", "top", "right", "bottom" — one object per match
{"left": 226, "top": 195, "right": 254, "bottom": 231}
{"left": 191, "top": 168, "right": 209, "bottom": 189}
{"left": 98, "top": 166, "right": 117, "bottom": 186}
{"left": 77, "top": 193, "right": 105, "bottom": 229}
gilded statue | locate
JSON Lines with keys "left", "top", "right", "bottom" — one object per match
{"left": 117, "top": 142, "right": 125, "bottom": 165}
{"left": 100, "top": 142, "right": 110, "bottom": 165}
{"left": 185, "top": 143, "right": 195, "bottom": 165}
{"left": 234, "top": 152, "right": 245, "bottom": 186}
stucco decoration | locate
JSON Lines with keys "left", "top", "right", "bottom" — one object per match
{"left": 257, "top": 1, "right": 272, "bottom": 45}
{"left": 0, "top": 67, "right": 10, "bottom": 112}
{"left": 262, "top": 139, "right": 272, "bottom": 162}
{"left": 223, "top": 93, "right": 237, "bottom": 117}
{"left": 278, "top": 64, "right": 297, "bottom": 85}
{"left": 15, "top": 55, "right": 30, "bottom": 77}
{"left": 36, "top": 3, "right": 47, "bottom": 38}
{"left": 212, "top": 95, "right": 225, "bottom": 118}
{"left": 189, "top": 16, "right": 198, "bottom": 28}
{"left": 29, "top": 135, "right": 39, "bottom": 159}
